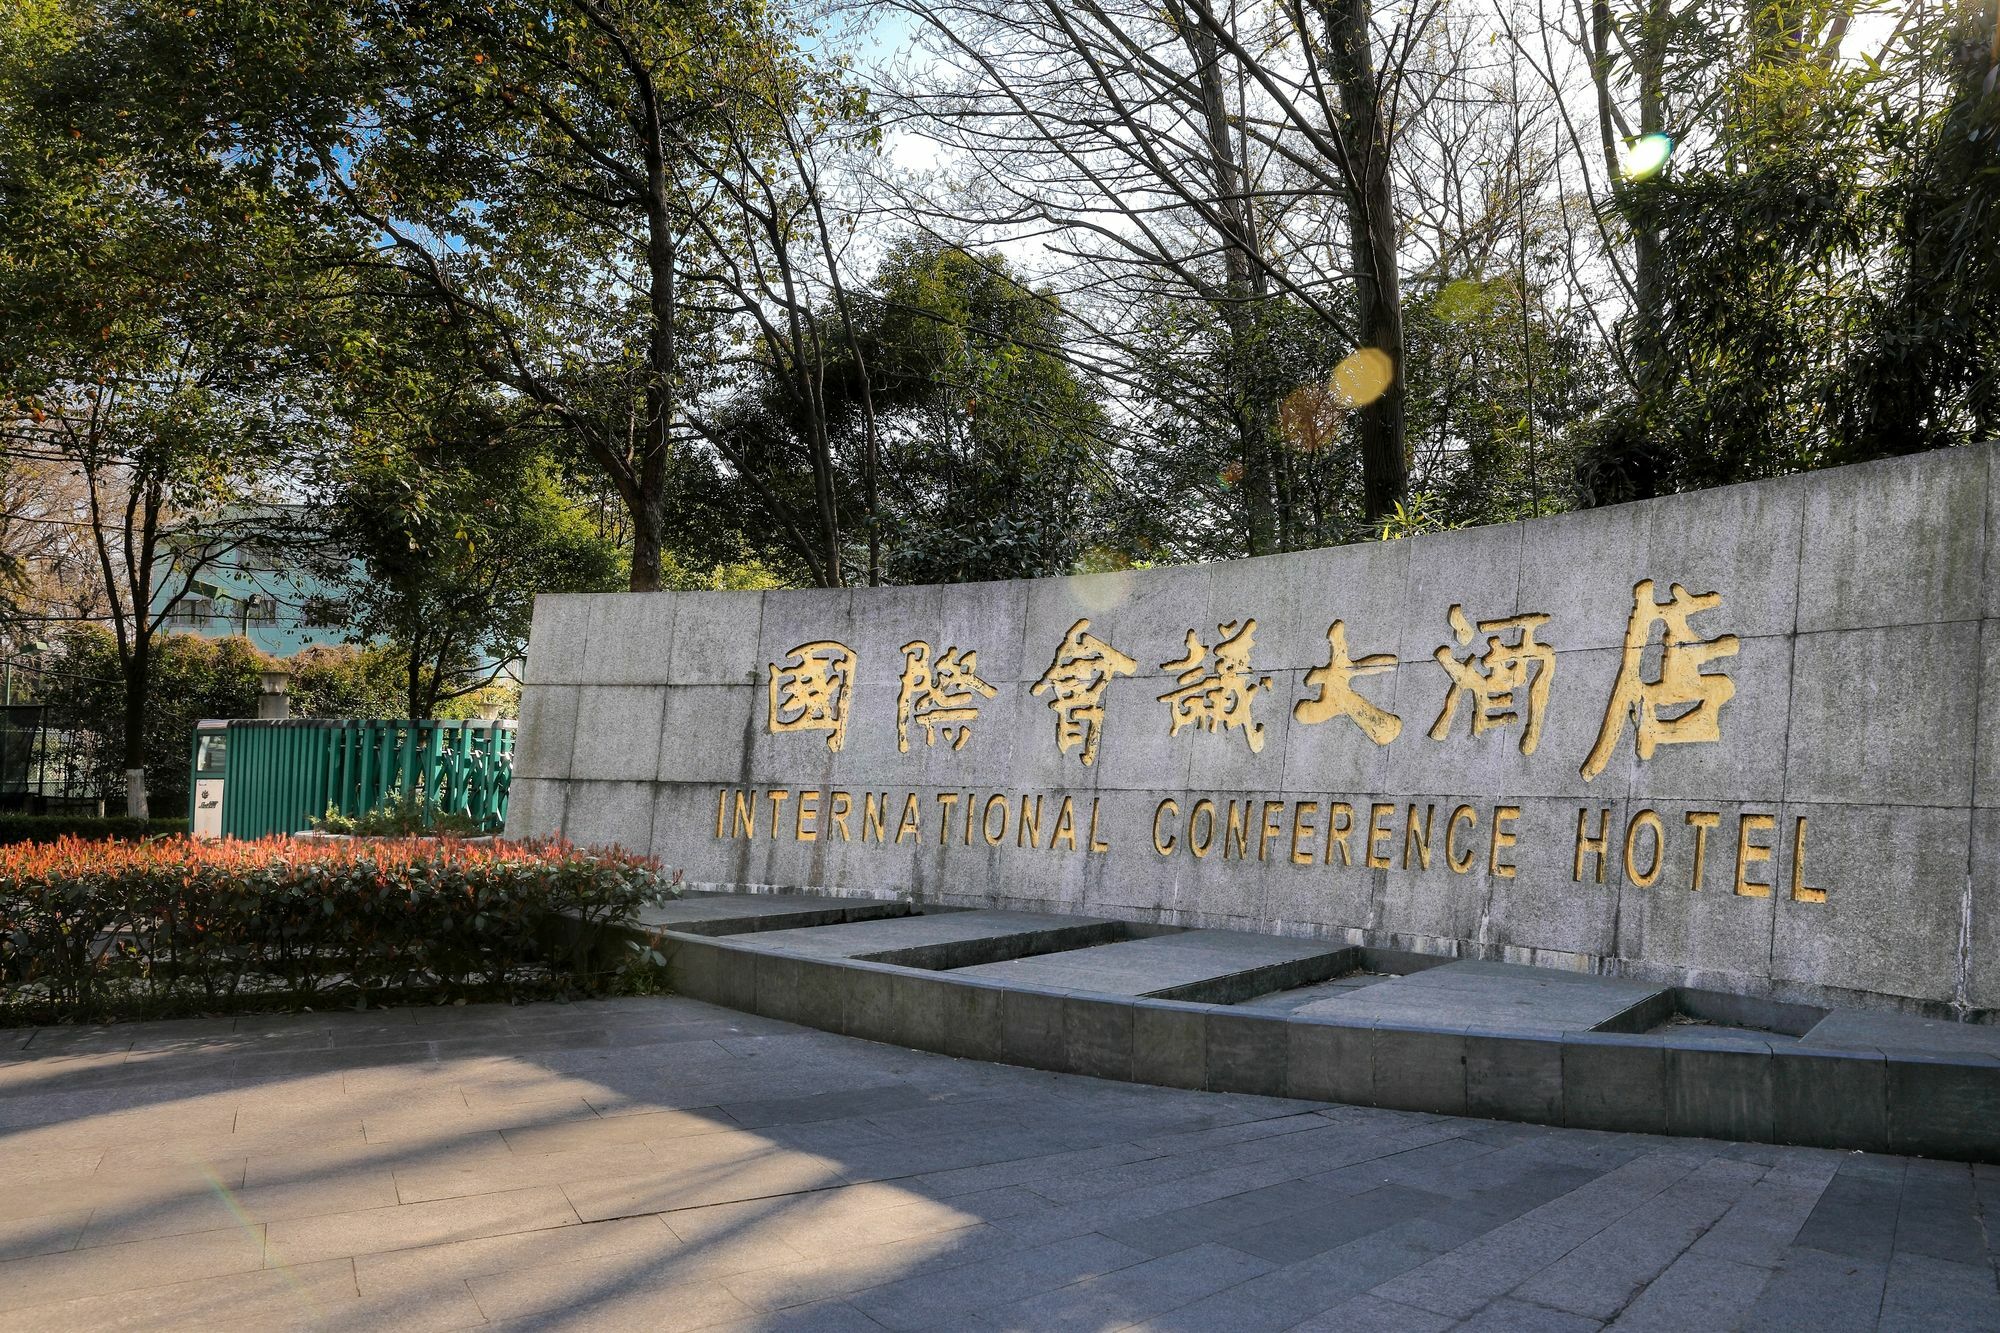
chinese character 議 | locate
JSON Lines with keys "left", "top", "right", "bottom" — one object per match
{"left": 1158, "top": 619, "right": 1273, "bottom": 752}
{"left": 1581, "top": 579, "right": 1741, "bottom": 780}
{"left": 1032, "top": 618, "right": 1138, "bottom": 765}
{"left": 1428, "top": 605, "right": 1555, "bottom": 755}
{"left": 1294, "top": 621, "right": 1401, "bottom": 745}
{"left": 897, "top": 641, "right": 997, "bottom": 752}
{"left": 767, "top": 640, "right": 856, "bottom": 752}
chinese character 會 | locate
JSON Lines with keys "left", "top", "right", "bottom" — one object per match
{"left": 897, "top": 641, "right": 997, "bottom": 752}
{"left": 1032, "top": 618, "right": 1138, "bottom": 766}
{"left": 1294, "top": 621, "right": 1401, "bottom": 745}
{"left": 1580, "top": 579, "right": 1741, "bottom": 780}
{"left": 1158, "top": 619, "right": 1273, "bottom": 753}
{"left": 1428, "top": 605, "right": 1555, "bottom": 755}
{"left": 767, "top": 640, "right": 856, "bottom": 752}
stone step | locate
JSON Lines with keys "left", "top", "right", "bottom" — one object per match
{"left": 949, "top": 929, "right": 1354, "bottom": 1004}
{"left": 1289, "top": 959, "right": 1672, "bottom": 1033}
{"left": 1801, "top": 1009, "right": 2000, "bottom": 1061}
{"left": 634, "top": 891, "right": 911, "bottom": 937}
{"left": 737, "top": 910, "right": 1126, "bottom": 970}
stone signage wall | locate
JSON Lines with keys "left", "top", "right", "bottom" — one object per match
{"left": 508, "top": 443, "right": 2000, "bottom": 1017}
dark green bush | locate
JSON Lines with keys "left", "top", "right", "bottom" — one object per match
{"left": 0, "top": 835, "right": 675, "bottom": 1023}
{"left": 0, "top": 815, "right": 188, "bottom": 846}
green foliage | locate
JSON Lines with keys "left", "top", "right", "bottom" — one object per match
{"left": 0, "top": 816, "right": 186, "bottom": 846}
{"left": 1589, "top": 0, "right": 2000, "bottom": 495}
{"left": 307, "top": 436, "right": 623, "bottom": 719}
{"left": 35, "top": 628, "right": 412, "bottom": 815}
{"left": 1402, "top": 279, "right": 1608, "bottom": 526}
{"left": 863, "top": 243, "right": 1117, "bottom": 583}
{"left": 1375, "top": 494, "right": 1461, "bottom": 541}
{"left": 0, "top": 835, "right": 674, "bottom": 1024}
{"left": 311, "top": 791, "right": 486, "bottom": 839}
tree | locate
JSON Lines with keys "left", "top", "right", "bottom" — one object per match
{"left": 309, "top": 431, "right": 623, "bottom": 720}
{"left": 239, "top": 0, "right": 877, "bottom": 592}
{"left": 712, "top": 240, "right": 1118, "bottom": 582}
{"left": 0, "top": 0, "right": 342, "bottom": 815}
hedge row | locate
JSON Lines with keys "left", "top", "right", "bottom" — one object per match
{"left": 0, "top": 835, "right": 672, "bottom": 1022}
{"left": 0, "top": 816, "right": 190, "bottom": 846}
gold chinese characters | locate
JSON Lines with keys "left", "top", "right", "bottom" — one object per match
{"left": 1580, "top": 580, "right": 1741, "bottom": 780}
{"left": 763, "top": 580, "right": 1738, "bottom": 773}
{"left": 1293, "top": 621, "right": 1401, "bottom": 745}
{"left": 767, "top": 640, "right": 855, "bottom": 753}
{"left": 1158, "top": 620, "right": 1273, "bottom": 753}
{"left": 1429, "top": 605, "right": 1555, "bottom": 756}
{"left": 1032, "top": 618, "right": 1138, "bottom": 766}
{"left": 897, "top": 642, "right": 997, "bottom": 752}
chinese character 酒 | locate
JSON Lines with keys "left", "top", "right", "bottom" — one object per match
{"left": 1428, "top": 605, "right": 1555, "bottom": 755}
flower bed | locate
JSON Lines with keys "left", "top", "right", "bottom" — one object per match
{"left": 0, "top": 835, "right": 673, "bottom": 1023}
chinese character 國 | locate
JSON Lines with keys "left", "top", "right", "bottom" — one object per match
{"left": 1158, "top": 619, "right": 1273, "bottom": 753}
{"left": 767, "top": 640, "right": 856, "bottom": 752}
{"left": 897, "top": 641, "right": 998, "bottom": 752}
{"left": 1581, "top": 579, "right": 1740, "bottom": 780}
{"left": 1032, "top": 618, "right": 1138, "bottom": 766}
{"left": 1428, "top": 605, "right": 1555, "bottom": 755}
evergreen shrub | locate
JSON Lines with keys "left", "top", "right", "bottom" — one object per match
{"left": 0, "top": 835, "right": 673, "bottom": 1023}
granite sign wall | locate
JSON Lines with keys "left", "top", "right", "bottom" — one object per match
{"left": 507, "top": 443, "right": 2000, "bottom": 1017}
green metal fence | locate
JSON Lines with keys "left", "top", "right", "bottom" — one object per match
{"left": 213, "top": 719, "right": 515, "bottom": 840}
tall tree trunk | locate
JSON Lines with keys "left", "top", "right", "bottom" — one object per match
{"left": 1313, "top": 0, "right": 1409, "bottom": 524}
{"left": 1180, "top": 10, "right": 1282, "bottom": 554}
{"left": 121, "top": 637, "right": 149, "bottom": 819}
{"left": 633, "top": 67, "right": 680, "bottom": 594}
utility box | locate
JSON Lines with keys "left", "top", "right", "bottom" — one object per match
{"left": 187, "top": 718, "right": 516, "bottom": 840}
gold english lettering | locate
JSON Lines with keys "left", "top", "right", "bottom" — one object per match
{"left": 1445, "top": 805, "right": 1478, "bottom": 873}
{"left": 1685, "top": 811, "right": 1721, "bottom": 890}
{"left": 1367, "top": 803, "right": 1395, "bottom": 870}
{"left": 1791, "top": 817, "right": 1825, "bottom": 903}
{"left": 1735, "top": 813, "right": 1774, "bottom": 897}
{"left": 1574, "top": 807, "right": 1612, "bottom": 884}
{"left": 1490, "top": 805, "right": 1521, "bottom": 878}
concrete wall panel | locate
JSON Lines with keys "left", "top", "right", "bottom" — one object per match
{"left": 522, "top": 442, "right": 2000, "bottom": 1015}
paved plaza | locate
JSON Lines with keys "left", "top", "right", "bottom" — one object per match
{"left": 1, "top": 996, "right": 1996, "bottom": 1332}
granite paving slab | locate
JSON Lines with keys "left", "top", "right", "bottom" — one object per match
{"left": 948, "top": 929, "right": 1350, "bottom": 1002}
{"left": 632, "top": 891, "right": 910, "bottom": 936}
{"left": 1801, "top": 1009, "right": 2000, "bottom": 1061}
{"left": 733, "top": 910, "right": 1121, "bottom": 966}
{"left": 1290, "top": 959, "right": 1672, "bottom": 1033}
{"left": 0, "top": 995, "right": 1991, "bottom": 1330}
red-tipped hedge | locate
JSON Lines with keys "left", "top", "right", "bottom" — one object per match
{"left": 0, "top": 835, "right": 671, "bottom": 1022}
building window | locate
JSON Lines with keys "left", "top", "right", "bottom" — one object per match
{"left": 244, "top": 594, "right": 279, "bottom": 625}
{"left": 166, "top": 596, "right": 214, "bottom": 628}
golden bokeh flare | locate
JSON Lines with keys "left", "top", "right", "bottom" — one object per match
{"left": 1331, "top": 347, "right": 1394, "bottom": 408}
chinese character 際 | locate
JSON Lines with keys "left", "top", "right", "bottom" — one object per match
{"left": 1428, "top": 605, "right": 1555, "bottom": 755}
{"left": 1581, "top": 579, "right": 1740, "bottom": 780}
{"left": 768, "top": 640, "right": 856, "bottom": 752}
{"left": 1032, "top": 618, "right": 1138, "bottom": 766}
{"left": 1294, "top": 620, "right": 1401, "bottom": 745}
{"left": 897, "top": 641, "right": 997, "bottom": 751}
{"left": 1158, "top": 619, "right": 1272, "bottom": 752}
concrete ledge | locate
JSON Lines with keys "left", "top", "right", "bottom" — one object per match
{"left": 634, "top": 923, "right": 2000, "bottom": 1163}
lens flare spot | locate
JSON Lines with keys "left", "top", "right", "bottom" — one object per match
{"left": 1067, "top": 567, "right": 1133, "bottom": 613}
{"left": 1331, "top": 348, "right": 1394, "bottom": 409}
{"left": 1619, "top": 133, "right": 1675, "bottom": 182}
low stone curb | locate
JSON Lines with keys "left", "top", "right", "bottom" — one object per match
{"left": 629, "top": 923, "right": 2000, "bottom": 1163}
